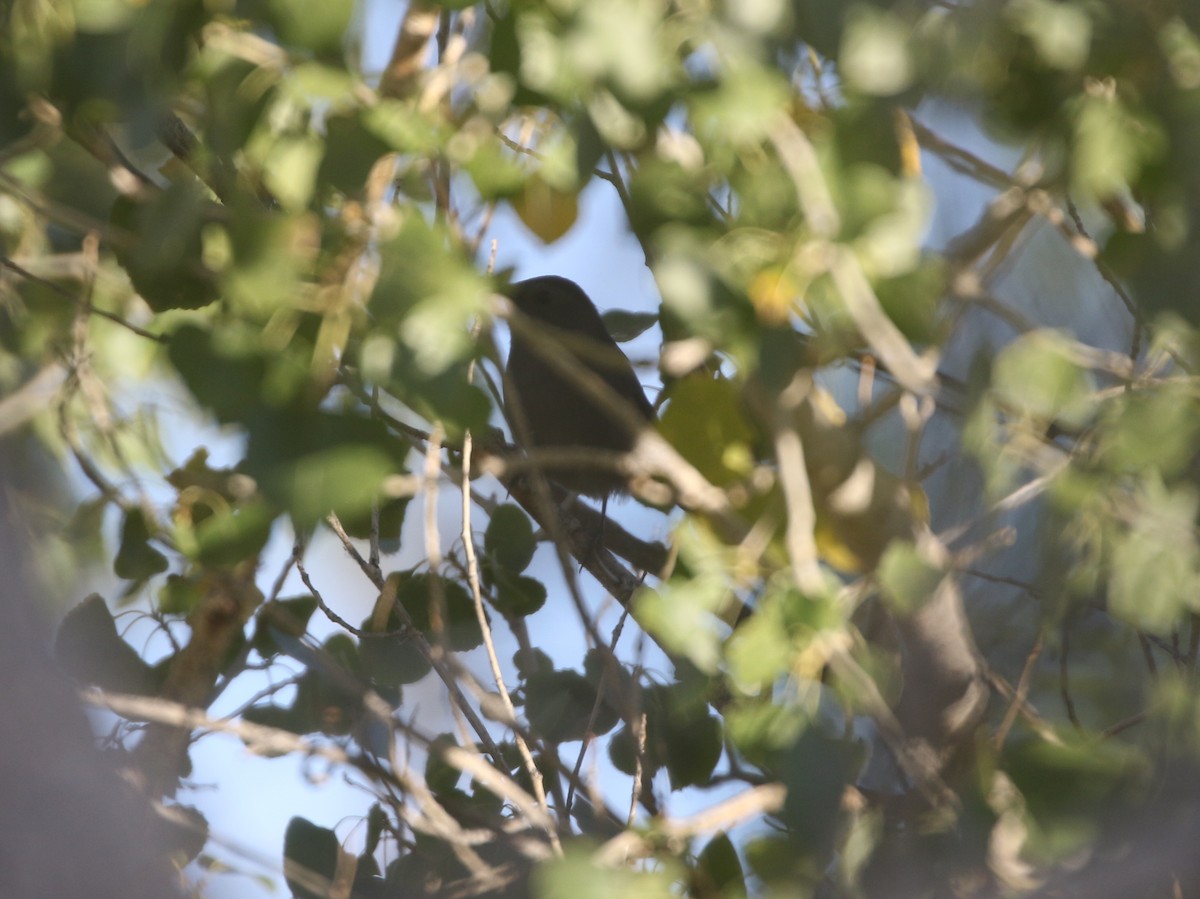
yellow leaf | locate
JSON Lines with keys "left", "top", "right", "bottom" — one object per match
{"left": 510, "top": 176, "right": 579, "bottom": 244}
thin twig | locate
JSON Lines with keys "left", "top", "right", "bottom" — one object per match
{"left": 460, "top": 429, "right": 563, "bottom": 851}
{"left": 993, "top": 633, "right": 1045, "bottom": 750}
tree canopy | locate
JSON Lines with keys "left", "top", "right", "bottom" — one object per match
{"left": 4, "top": 0, "right": 1200, "bottom": 897}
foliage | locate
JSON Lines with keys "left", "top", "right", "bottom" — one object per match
{"left": 5, "top": 0, "right": 1200, "bottom": 897}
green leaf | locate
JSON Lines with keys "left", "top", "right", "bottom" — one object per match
{"left": 339, "top": 495, "right": 411, "bottom": 556}
{"left": 359, "top": 629, "right": 432, "bottom": 688}
{"left": 161, "top": 805, "right": 209, "bottom": 865}
{"left": 510, "top": 176, "right": 579, "bottom": 244}
{"left": 283, "top": 443, "right": 394, "bottom": 530}
{"left": 992, "top": 330, "right": 1096, "bottom": 427}
{"left": 1107, "top": 479, "right": 1200, "bottom": 634}
{"left": 265, "top": 0, "right": 353, "bottom": 57}
{"left": 1097, "top": 384, "right": 1200, "bottom": 477}
{"left": 839, "top": 7, "right": 914, "bottom": 96}
{"left": 491, "top": 570, "right": 548, "bottom": 618}
{"left": 283, "top": 817, "right": 340, "bottom": 899}
{"left": 221, "top": 205, "right": 307, "bottom": 320}
{"left": 252, "top": 596, "right": 319, "bottom": 658}
{"left": 188, "top": 501, "right": 275, "bottom": 567}
{"left": 724, "top": 602, "right": 793, "bottom": 690}
{"left": 484, "top": 503, "right": 537, "bottom": 573}
{"left": 1004, "top": 734, "right": 1150, "bottom": 863}
{"left": 724, "top": 700, "right": 807, "bottom": 764}
{"left": 114, "top": 507, "right": 169, "bottom": 581}
{"left": 425, "top": 734, "right": 463, "bottom": 795}
{"left": 159, "top": 574, "right": 202, "bottom": 615}
{"left": 393, "top": 570, "right": 485, "bottom": 652}
{"left": 54, "top": 594, "right": 158, "bottom": 695}
{"left": 317, "top": 111, "right": 393, "bottom": 196}
{"left": 658, "top": 375, "right": 756, "bottom": 487}
{"left": 110, "top": 182, "right": 219, "bottom": 312}
{"left": 692, "top": 832, "right": 746, "bottom": 899}
{"left": 876, "top": 540, "right": 944, "bottom": 614}
{"left": 664, "top": 706, "right": 723, "bottom": 789}
{"left": 524, "top": 668, "right": 615, "bottom": 743}
{"left": 601, "top": 308, "right": 659, "bottom": 343}
{"left": 535, "top": 843, "right": 680, "bottom": 899}
{"left": 167, "top": 325, "right": 268, "bottom": 424}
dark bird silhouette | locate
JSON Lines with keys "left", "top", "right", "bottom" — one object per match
{"left": 504, "top": 275, "right": 655, "bottom": 498}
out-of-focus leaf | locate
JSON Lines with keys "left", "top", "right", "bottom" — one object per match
{"left": 658, "top": 374, "right": 756, "bottom": 487}
{"left": 162, "top": 805, "right": 209, "bottom": 866}
{"left": 534, "top": 843, "right": 680, "bottom": 899}
{"left": 991, "top": 330, "right": 1095, "bottom": 427}
{"left": 317, "top": 111, "right": 392, "bottom": 196}
{"left": 111, "top": 182, "right": 219, "bottom": 312}
{"left": 510, "top": 175, "right": 579, "bottom": 243}
{"left": 283, "top": 817, "right": 340, "bottom": 899}
{"left": 1107, "top": 478, "right": 1200, "bottom": 634}
{"left": 877, "top": 540, "right": 944, "bottom": 614}
{"left": 483, "top": 503, "right": 536, "bottom": 574}
{"left": 252, "top": 595, "right": 319, "bottom": 658}
{"left": 265, "top": 0, "right": 353, "bottom": 58}
{"left": 54, "top": 594, "right": 158, "bottom": 695}
{"left": 691, "top": 832, "right": 746, "bottom": 899}
{"left": 159, "top": 574, "right": 202, "bottom": 615}
{"left": 601, "top": 308, "right": 658, "bottom": 343}
{"left": 383, "top": 570, "right": 485, "bottom": 652}
{"left": 339, "top": 495, "right": 410, "bottom": 556}
{"left": 525, "top": 667, "right": 616, "bottom": 743}
{"left": 490, "top": 571, "right": 547, "bottom": 618}
{"left": 114, "top": 507, "right": 169, "bottom": 581}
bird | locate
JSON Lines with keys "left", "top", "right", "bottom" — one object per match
{"left": 503, "top": 275, "right": 655, "bottom": 499}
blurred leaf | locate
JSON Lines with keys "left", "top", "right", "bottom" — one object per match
{"left": 179, "top": 500, "right": 275, "bottom": 567}
{"left": 159, "top": 573, "right": 202, "bottom": 615}
{"left": 535, "top": 843, "right": 680, "bottom": 899}
{"left": 318, "top": 111, "right": 392, "bottom": 196}
{"left": 839, "top": 8, "right": 914, "bottom": 97}
{"left": 369, "top": 218, "right": 491, "bottom": 375}
{"left": 167, "top": 324, "right": 270, "bottom": 423}
{"left": 265, "top": 0, "right": 353, "bottom": 57}
{"left": 111, "top": 182, "right": 219, "bottom": 312}
{"left": 252, "top": 596, "right": 317, "bottom": 659}
{"left": 1070, "top": 95, "right": 1163, "bottom": 200}
{"left": 54, "top": 594, "right": 158, "bottom": 694}
{"left": 392, "top": 570, "right": 485, "bottom": 652}
{"left": 364, "top": 804, "right": 387, "bottom": 857}
{"left": 426, "top": 733, "right": 463, "bottom": 795}
{"left": 658, "top": 375, "right": 756, "bottom": 487}
{"left": 601, "top": 308, "right": 658, "bottom": 342}
{"left": 992, "top": 330, "right": 1096, "bottom": 427}
{"left": 1107, "top": 478, "right": 1200, "bottom": 634}
{"left": 263, "top": 134, "right": 324, "bottom": 212}
{"left": 525, "top": 667, "right": 616, "bottom": 743}
{"left": 339, "top": 495, "right": 411, "bottom": 556}
{"left": 877, "top": 540, "right": 944, "bottom": 614}
{"left": 359, "top": 631, "right": 431, "bottom": 689}
{"left": 1004, "top": 735, "right": 1151, "bottom": 862}
{"left": 484, "top": 503, "right": 536, "bottom": 574}
{"left": 162, "top": 804, "right": 209, "bottom": 866}
{"left": 283, "top": 817, "right": 340, "bottom": 899}
{"left": 490, "top": 570, "right": 547, "bottom": 618}
{"left": 691, "top": 832, "right": 746, "bottom": 899}
{"left": 114, "top": 507, "right": 169, "bottom": 581}
{"left": 1096, "top": 383, "right": 1200, "bottom": 477}
{"left": 724, "top": 602, "right": 794, "bottom": 690}
{"left": 510, "top": 175, "right": 579, "bottom": 243}
{"left": 222, "top": 204, "right": 310, "bottom": 319}
{"left": 663, "top": 705, "right": 723, "bottom": 789}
